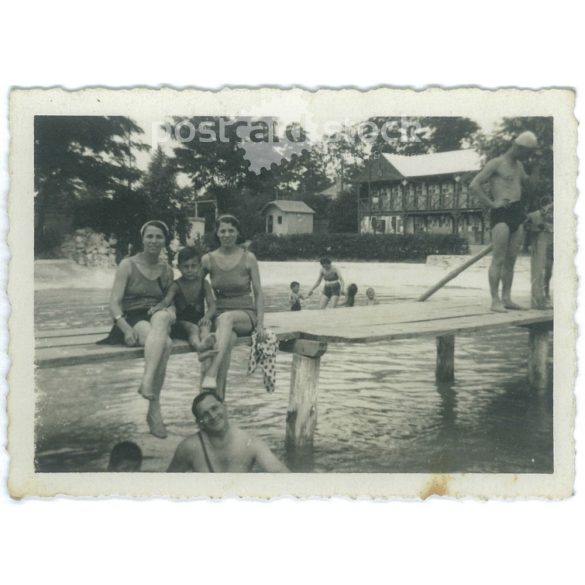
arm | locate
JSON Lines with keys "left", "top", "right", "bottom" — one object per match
{"left": 167, "top": 439, "right": 195, "bottom": 472}
{"left": 248, "top": 252, "right": 265, "bottom": 334}
{"left": 307, "top": 269, "right": 323, "bottom": 296}
{"left": 109, "top": 259, "right": 138, "bottom": 346}
{"left": 335, "top": 266, "right": 345, "bottom": 295}
{"left": 200, "top": 280, "right": 217, "bottom": 326}
{"left": 148, "top": 282, "right": 178, "bottom": 315}
{"left": 252, "top": 436, "right": 289, "bottom": 472}
{"left": 469, "top": 158, "right": 500, "bottom": 208}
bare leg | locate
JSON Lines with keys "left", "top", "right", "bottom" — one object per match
{"left": 502, "top": 224, "right": 525, "bottom": 309}
{"left": 146, "top": 337, "right": 173, "bottom": 439}
{"left": 201, "top": 311, "right": 252, "bottom": 391}
{"left": 329, "top": 295, "right": 340, "bottom": 308}
{"left": 489, "top": 223, "right": 510, "bottom": 312}
{"left": 136, "top": 310, "right": 173, "bottom": 400}
{"left": 319, "top": 293, "right": 329, "bottom": 309}
{"left": 215, "top": 332, "right": 237, "bottom": 401}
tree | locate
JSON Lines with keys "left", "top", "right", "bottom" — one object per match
{"left": 328, "top": 190, "right": 358, "bottom": 233}
{"left": 34, "top": 115, "right": 148, "bottom": 253}
{"left": 140, "top": 146, "right": 193, "bottom": 243}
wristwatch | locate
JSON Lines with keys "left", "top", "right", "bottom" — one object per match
{"left": 114, "top": 314, "right": 124, "bottom": 322}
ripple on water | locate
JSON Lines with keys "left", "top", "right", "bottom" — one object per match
{"left": 34, "top": 284, "right": 553, "bottom": 473}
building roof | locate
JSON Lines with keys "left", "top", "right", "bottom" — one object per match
{"left": 357, "top": 149, "right": 482, "bottom": 182}
{"left": 261, "top": 200, "right": 316, "bottom": 214}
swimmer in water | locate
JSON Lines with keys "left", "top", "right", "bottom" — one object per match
{"left": 167, "top": 391, "right": 289, "bottom": 472}
{"left": 108, "top": 441, "right": 143, "bottom": 472}
{"left": 307, "top": 257, "right": 345, "bottom": 309}
{"left": 365, "top": 287, "right": 379, "bottom": 305}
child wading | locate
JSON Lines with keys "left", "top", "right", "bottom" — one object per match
{"left": 289, "top": 281, "right": 305, "bottom": 311}
{"left": 149, "top": 247, "right": 217, "bottom": 360}
{"left": 366, "top": 287, "right": 379, "bottom": 305}
{"left": 307, "top": 257, "right": 345, "bottom": 309}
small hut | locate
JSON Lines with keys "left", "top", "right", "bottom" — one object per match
{"left": 261, "top": 200, "right": 315, "bottom": 235}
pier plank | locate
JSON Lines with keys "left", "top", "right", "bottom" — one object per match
{"left": 35, "top": 300, "right": 553, "bottom": 368}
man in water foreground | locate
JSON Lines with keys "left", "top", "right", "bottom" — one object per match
{"left": 167, "top": 391, "right": 289, "bottom": 472}
{"left": 470, "top": 131, "right": 539, "bottom": 312}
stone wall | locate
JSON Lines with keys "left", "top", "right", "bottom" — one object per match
{"left": 60, "top": 228, "right": 118, "bottom": 268}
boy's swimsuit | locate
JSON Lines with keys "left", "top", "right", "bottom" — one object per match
{"left": 323, "top": 268, "right": 341, "bottom": 298}
{"left": 171, "top": 277, "right": 207, "bottom": 340}
{"left": 208, "top": 250, "right": 258, "bottom": 330}
{"left": 174, "top": 278, "right": 205, "bottom": 324}
{"left": 98, "top": 258, "right": 174, "bottom": 345}
{"left": 290, "top": 293, "right": 301, "bottom": 311}
{"left": 490, "top": 201, "right": 526, "bottom": 233}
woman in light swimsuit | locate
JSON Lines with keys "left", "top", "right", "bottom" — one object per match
{"left": 105, "top": 220, "right": 175, "bottom": 439}
{"left": 307, "top": 257, "right": 345, "bottom": 309}
{"left": 200, "top": 214, "right": 265, "bottom": 399}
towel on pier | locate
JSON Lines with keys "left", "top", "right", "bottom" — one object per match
{"left": 248, "top": 329, "right": 278, "bottom": 393}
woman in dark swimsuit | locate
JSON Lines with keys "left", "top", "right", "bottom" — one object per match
{"left": 200, "top": 214, "right": 265, "bottom": 399}
{"left": 108, "top": 220, "right": 175, "bottom": 438}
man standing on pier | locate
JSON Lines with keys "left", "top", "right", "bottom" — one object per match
{"left": 167, "top": 391, "right": 289, "bottom": 473}
{"left": 470, "top": 131, "right": 539, "bottom": 312}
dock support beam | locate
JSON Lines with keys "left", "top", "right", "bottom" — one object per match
{"left": 282, "top": 339, "right": 328, "bottom": 470}
{"left": 436, "top": 335, "right": 455, "bottom": 383}
{"left": 528, "top": 325, "right": 550, "bottom": 390}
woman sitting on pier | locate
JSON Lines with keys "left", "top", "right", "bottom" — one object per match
{"left": 105, "top": 220, "right": 175, "bottom": 439}
{"left": 200, "top": 214, "right": 266, "bottom": 399}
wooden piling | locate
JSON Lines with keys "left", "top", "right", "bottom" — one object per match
{"left": 528, "top": 325, "right": 550, "bottom": 390}
{"left": 531, "top": 231, "right": 553, "bottom": 309}
{"left": 284, "top": 339, "right": 327, "bottom": 469}
{"left": 436, "top": 335, "right": 455, "bottom": 383}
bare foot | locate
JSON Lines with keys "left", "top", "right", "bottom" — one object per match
{"left": 201, "top": 376, "right": 218, "bottom": 390}
{"left": 490, "top": 300, "right": 508, "bottom": 313}
{"left": 199, "top": 333, "right": 217, "bottom": 352}
{"left": 503, "top": 300, "right": 525, "bottom": 310}
{"left": 146, "top": 409, "right": 167, "bottom": 439}
{"left": 198, "top": 348, "right": 219, "bottom": 362}
{"left": 138, "top": 380, "right": 155, "bottom": 401}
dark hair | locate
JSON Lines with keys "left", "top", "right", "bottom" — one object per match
{"left": 140, "top": 220, "right": 170, "bottom": 242}
{"left": 108, "top": 441, "right": 142, "bottom": 469}
{"left": 346, "top": 283, "right": 358, "bottom": 307}
{"left": 320, "top": 257, "right": 331, "bottom": 266}
{"left": 192, "top": 391, "right": 223, "bottom": 419}
{"left": 177, "top": 246, "right": 200, "bottom": 266}
{"left": 214, "top": 214, "right": 245, "bottom": 246}
{"left": 290, "top": 281, "right": 299, "bottom": 289}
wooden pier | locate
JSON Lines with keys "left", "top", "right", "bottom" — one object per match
{"left": 35, "top": 298, "right": 553, "bottom": 465}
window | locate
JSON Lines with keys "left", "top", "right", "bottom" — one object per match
{"left": 277, "top": 216, "right": 282, "bottom": 224}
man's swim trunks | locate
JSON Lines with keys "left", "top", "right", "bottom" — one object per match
{"left": 490, "top": 201, "right": 526, "bottom": 233}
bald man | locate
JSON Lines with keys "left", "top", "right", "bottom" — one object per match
{"left": 470, "top": 131, "right": 539, "bottom": 312}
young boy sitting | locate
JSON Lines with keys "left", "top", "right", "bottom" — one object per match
{"left": 149, "top": 246, "right": 216, "bottom": 360}
{"left": 289, "top": 281, "right": 305, "bottom": 311}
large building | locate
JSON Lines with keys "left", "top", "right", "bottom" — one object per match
{"left": 356, "top": 149, "right": 486, "bottom": 244}
{"left": 261, "top": 200, "right": 315, "bottom": 235}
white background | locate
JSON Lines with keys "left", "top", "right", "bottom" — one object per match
{"left": 1, "top": 1, "right": 583, "bottom": 583}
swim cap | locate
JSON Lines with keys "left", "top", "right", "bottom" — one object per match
{"left": 514, "top": 131, "right": 538, "bottom": 149}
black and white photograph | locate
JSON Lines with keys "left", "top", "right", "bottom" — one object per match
{"left": 8, "top": 87, "right": 575, "bottom": 497}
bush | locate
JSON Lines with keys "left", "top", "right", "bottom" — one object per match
{"left": 250, "top": 232, "right": 469, "bottom": 262}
